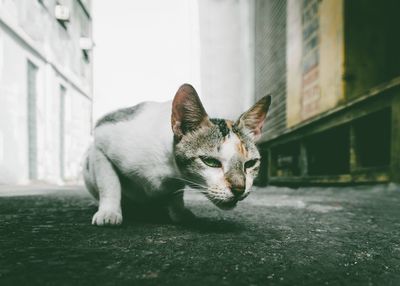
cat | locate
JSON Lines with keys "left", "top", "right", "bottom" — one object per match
{"left": 83, "top": 84, "right": 271, "bottom": 226}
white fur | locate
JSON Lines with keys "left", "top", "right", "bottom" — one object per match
{"left": 83, "top": 101, "right": 261, "bottom": 225}
{"left": 95, "top": 101, "right": 178, "bottom": 190}
{"left": 84, "top": 101, "right": 183, "bottom": 225}
{"left": 220, "top": 132, "right": 242, "bottom": 169}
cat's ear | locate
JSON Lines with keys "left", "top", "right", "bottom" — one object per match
{"left": 171, "top": 84, "right": 210, "bottom": 139}
{"left": 235, "top": 95, "right": 271, "bottom": 141}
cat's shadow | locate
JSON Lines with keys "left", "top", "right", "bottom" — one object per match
{"left": 121, "top": 206, "right": 244, "bottom": 234}
{"left": 181, "top": 216, "right": 244, "bottom": 233}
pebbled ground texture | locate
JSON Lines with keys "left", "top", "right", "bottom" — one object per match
{"left": 0, "top": 184, "right": 399, "bottom": 286}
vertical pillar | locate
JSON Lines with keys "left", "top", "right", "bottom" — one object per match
{"left": 299, "top": 142, "right": 308, "bottom": 177}
{"left": 255, "top": 146, "right": 269, "bottom": 186}
{"left": 27, "top": 61, "right": 38, "bottom": 181}
{"left": 391, "top": 92, "right": 400, "bottom": 183}
{"left": 268, "top": 146, "right": 275, "bottom": 179}
{"left": 349, "top": 125, "right": 358, "bottom": 174}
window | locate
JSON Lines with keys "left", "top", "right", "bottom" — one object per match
{"left": 55, "top": 1, "right": 70, "bottom": 30}
{"left": 27, "top": 61, "right": 38, "bottom": 180}
{"left": 59, "top": 85, "right": 66, "bottom": 180}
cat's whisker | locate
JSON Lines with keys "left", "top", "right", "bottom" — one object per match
{"left": 171, "top": 178, "right": 207, "bottom": 189}
{"left": 171, "top": 188, "right": 185, "bottom": 195}
{"left": 170, "top": 186, "right": 208, "bottom": 196}
{"left": 169, "top": 176, "right": 209, "bottom": 190}
{"left": 190, "top": 189, "right": 208, "bottom": 195}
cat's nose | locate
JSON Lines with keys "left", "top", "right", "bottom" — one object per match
{"left": 231, "top": 185, "right": 245, "bottom": 197}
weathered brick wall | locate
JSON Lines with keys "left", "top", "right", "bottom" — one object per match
{"left": 255, "top": 0, "right": 287, "bottom": 139}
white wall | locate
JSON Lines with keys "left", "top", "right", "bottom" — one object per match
{"left": 198, "top": 0, "right": 255, "bottom": 120}
{"left": 92, "top": 0, "right": 201, "bottom": 122}
{"left": 93, "top": 0, "right": 256, "bottom": 123}
{"left": 0, "top": 0, "right": 92, "bottom": 185}
{"left": 0, "top": 28, "right": 30, "bottom": 184}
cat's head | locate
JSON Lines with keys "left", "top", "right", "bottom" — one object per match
{"left": 171, "top": 84, "right": 271, "bottom": 210}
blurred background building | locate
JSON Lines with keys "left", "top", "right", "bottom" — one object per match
{"left": 0, "top": 0, "right": 93, "bottom": 185}
{"left": 253, "top": 0, "right": 400, "bottom": 185}
{"left": 197, "top": 0, "right": 254, "bottom": 119}
{"left": 198, "top": 0, "right": 400, "bottom": 185}
{"left": 1, "top": 0, "right": 399, "bottom": 186}
{"left": 92, "top": 0, "right": 201, "bottom": 122}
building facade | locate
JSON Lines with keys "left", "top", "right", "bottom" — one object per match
{"left": 198, "top": 0, "right": 400, "bottom": 185}
{"left": 255, "top": 0, "right": 400, "bottom": 185}
{"left": 0, "top": 0, "right": 93, "bottom": 185}
{"left": 254, "top": 0, "right": 287, "bottom": 139}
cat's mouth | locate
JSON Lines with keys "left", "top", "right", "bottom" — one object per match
{"left": 203, "top": 189, "right": 239, "bottom": 210}
{"left": 213, "top": 199, "right": 238, "bottom": 210}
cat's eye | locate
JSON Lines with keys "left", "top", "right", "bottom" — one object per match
{"left": 244, "top": 159, "right": 259, "bottom": 170}
{"left": 200, "top": 156, "right": 222, "bottom": 168}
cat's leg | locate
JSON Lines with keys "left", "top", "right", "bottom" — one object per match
{"left": 83, "top": 146, "right": 99, "bottom": 200}
{"left": 91, "top": 147, "right": 123, "bottom": 226}
{"left": 167, "top": 192, "right": 196, "bottom": 223}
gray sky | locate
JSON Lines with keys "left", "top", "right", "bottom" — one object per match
{"left": 92, "top": 0, "right": 201, "bottom": 121}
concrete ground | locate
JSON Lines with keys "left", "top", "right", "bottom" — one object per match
{"left": 0, "top": 184, "right": 399, "bottom": 286}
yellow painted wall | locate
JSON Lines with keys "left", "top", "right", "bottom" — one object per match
{"left": 319, "top": 0, "right": 345, "bottom": 111}
{"left": 286, "top": 0, "right": 302, "bottom": 128}
{"left": 286, "top": 0, "right": 345, "bottom": 128}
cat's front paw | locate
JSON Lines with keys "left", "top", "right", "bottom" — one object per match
{"left": 168, "top": 207, "right": 196, "bottom": 224}
{"left": 92, "top": 209, "right": 123, "bottom": 226}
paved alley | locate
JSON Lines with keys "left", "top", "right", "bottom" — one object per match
{"left": 0, "top": 184, "right": 399, "bottom": 285}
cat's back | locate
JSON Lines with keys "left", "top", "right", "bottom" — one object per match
{"left": 95, "top": 102, "right": 146, "bottom": 128}
{"left": 95, "top": 100, "right": 171, "bottom": 128}
{"left": 94, "top": 100, "right": 173, "bottom": 155}
{"left": 90, "top": 100, "right": 177, "bottom": 196}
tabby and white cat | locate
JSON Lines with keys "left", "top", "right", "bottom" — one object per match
{"left": 83, "top": 84, "right": 271, "bottom": 226}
